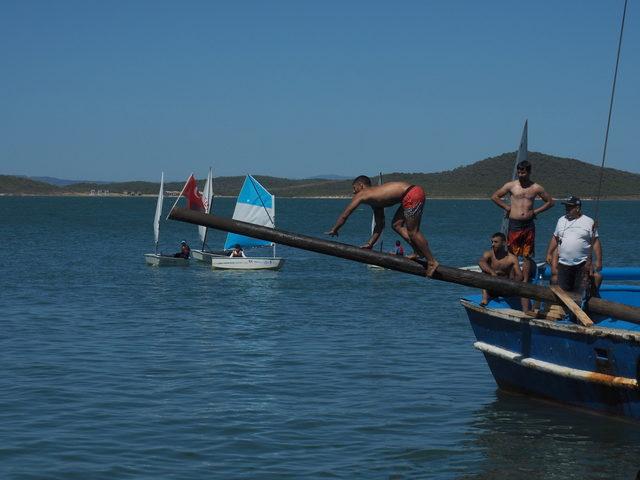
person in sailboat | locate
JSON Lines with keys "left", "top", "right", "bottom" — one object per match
{"left": 545, "top": 196, "right": 603, "bottom": 294}
{"left": 491, "top": 160, "right": 554, "bottom": 311}
{"left": 325, "top": 175, "right": 439, "bottom": 276}
{"left": 229, "top": 244, "right": 247, "bottom": 258}
{"left": 478, "top": 232, "right": 523, "bottom": 306}
{"left": 174, "top": 240, "right": 191, "bottom": 259}
{"left": 394, "top": 240, "right": 405, "bottom": 256}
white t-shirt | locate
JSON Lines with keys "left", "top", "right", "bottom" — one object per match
{"left": 553, "top": 214, "right": 598, "bottom": 266}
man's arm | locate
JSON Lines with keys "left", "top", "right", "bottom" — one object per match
{"left": 545, "top": 235, "right": 558, "bottom": 265}
{"left": 326, "top": 195, "right": 363, "bottom": 236}
{"left": 534, "top": 186, "right": 555, "bottom": 216}
{"left": 593, "top": 237, "right": 602, "bottom": 271}
{"left": 490, "top": 182, "right": 513, "bottom": 213}
{"left": 363, "top": 208, "right": 385, "bottom": 248}
{"left": 478, "top": 251, "right": 496, "bottom": 275}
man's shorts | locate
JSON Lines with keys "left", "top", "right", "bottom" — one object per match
{"left": 508, "top": 218, "right": 535, "bottom": 258}
{"left": 557, "top": 261, "right": 587, "bottom": 292}
{"left": 401, "top": 185, "right": 425, "bottom": 219}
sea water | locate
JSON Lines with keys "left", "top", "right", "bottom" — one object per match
{"left": 2, "top": 197, "right": 640, "bottom": 479}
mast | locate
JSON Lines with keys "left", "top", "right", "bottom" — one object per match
{"left": 153, "top": 172, "right": 164, "bottom": 254}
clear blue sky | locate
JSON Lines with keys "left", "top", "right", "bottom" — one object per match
{"left": 1, "top": 0, "right": 638, "bottom": 181}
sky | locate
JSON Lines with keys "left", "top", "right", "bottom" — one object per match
{"left": 1, "top": 0, "right": 638, "bottom": 181}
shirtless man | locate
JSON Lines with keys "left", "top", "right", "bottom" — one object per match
{"left": 478, "top": 232, "right": 523, "bottom": 306}
{"left": 326, "top": 175, "right": 439, "bottom": 276}
{"left": 491, "top": 160, "right": 554, "bottom": 311}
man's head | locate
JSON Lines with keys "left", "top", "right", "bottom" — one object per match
{"left": 234, "top": 244, "right": 242, "bottom": 250}
{"left": 516, "top": 160, "right": 531, "bottom": 181}
{"left": 352, "top": 175, "right": 372, "bottom": 194}
{"left": 395, "top": 240, "right": 401, "bottom": 247}
{"left": 491, "top": 232, "right": 507, "bottom": 251}
{"left": 180, "top": 240, "right": 187, "bottom": 246}
{"left": 562, "top": 195, "right": 582, "bottom": 219}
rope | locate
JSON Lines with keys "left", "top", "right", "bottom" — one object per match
{"left": 581, "top": 0, "right": 628, "bottom": 309}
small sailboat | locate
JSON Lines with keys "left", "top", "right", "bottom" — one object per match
{"left": 210, "top": 175, "right": 284, "bottom": 270}
{"left": 191, "top": 167, "right": 226, "bottom": 263}
{"left": 144, "top": 172, "right": 190, "bottom": 267}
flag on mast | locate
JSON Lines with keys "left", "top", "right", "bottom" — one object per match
{"left": 182, "top": 174, "right": 206, "bottom": 212}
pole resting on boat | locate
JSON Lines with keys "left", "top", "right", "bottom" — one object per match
{"left": 168, "top": 207, "right": 640, "bottom": 324}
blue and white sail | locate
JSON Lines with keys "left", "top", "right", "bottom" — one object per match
{"left": 224, "top": 175, "right": 275, "bottom": 251}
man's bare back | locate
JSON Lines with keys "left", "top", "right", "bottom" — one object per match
{"left": 355, "top": 182, "right": 412, "bottom": 208}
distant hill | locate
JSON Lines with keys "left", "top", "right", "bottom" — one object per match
{"left": 28, "top": 176, "right": 108, "bottom": 186}
{"left": 2, "top": 152, "right": 639, "bottom": 198}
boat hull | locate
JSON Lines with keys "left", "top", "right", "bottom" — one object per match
{"left": 461, "top": 298, "right": 640, "bottom": 420}
{"left": 144, "top": 253, "right": 190, "bottom": 267}
{"left": 191, "top": 249, "right": 226, "bottom": 263}
{"left": 210, "top": 257, "right": 284, "bottom": 270}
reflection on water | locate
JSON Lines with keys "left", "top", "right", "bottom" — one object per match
{"left": 462, "top": 390, "right": 640, "bottom": 480}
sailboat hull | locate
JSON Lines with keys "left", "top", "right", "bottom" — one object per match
{"left": 144, "top": 253, "right": 190, "bottom": 267}
{"left": 210, "top": 257, "right": 284, "bottom": 270}
{"left": 191, "top": 249, "right": 227, "bottom": 263}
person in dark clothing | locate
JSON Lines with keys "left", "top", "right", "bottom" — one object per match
{"left": 174, "top": 240, "right": 190, "bottom": 259}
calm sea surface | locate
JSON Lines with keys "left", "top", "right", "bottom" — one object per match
{"left": 2, "top": 197, "right": 640, "bottom": 479}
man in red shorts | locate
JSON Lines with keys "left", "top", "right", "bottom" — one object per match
{"left": 326, "top": 175, "right": 439, "bottom": 276}
{"left": 491, "top": 160, "right": 554, "bottom": 312}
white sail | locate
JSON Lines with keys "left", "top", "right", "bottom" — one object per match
{"left": 198, "top": 167, "right": 213, "bottom": 244}
{"left": 153, "top": 172, "right": 164, "bottom": 251}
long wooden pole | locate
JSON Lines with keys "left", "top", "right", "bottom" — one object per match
{"left": 169, "top": 207, "right": 640, "bottom": 324}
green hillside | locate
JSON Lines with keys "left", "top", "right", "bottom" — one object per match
{"left": 3, "top": 152, "right": 639, "bottom": 198}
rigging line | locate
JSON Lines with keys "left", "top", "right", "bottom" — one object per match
{"left": 594, "top": 0, "right": 628, "bottom": 222}
{"left": 248, "top": 175, "right": 276, "bottom": 229}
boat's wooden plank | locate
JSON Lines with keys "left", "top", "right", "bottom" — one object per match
{"left": 550, "top": 285, "right": 594, "bottom": 327}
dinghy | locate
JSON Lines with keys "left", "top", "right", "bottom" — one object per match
{"left": 210, "top": 175, "right": 284, "bottom": 270}
{"left": 144, "top": 172, "right": 189, "bottom": 267}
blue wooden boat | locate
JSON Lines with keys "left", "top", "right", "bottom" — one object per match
{"left": 460, "top": 267, "right": 640, "bottom": 420}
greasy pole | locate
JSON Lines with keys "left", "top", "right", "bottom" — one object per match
{"left": 169, "top": 207, "right": 640, "bottom": 324}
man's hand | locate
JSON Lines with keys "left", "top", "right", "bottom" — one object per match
{"left": 360, "top": 243, "right": 373, "bottom": 249}
{"left": 325, "top": 228, "right": 339, "bottom": 237}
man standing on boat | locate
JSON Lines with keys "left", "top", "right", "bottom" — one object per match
{"left": 478, "top": 232, "right": 523, "bottom": 306}
{"left": 545, "top": 196, "right": 603, "bottom": 293}
{"left": 491, "top": 160, "right": 554, "bottom": 311}
{"left": 326, "top": 175, "right": 439, "bottom": 276}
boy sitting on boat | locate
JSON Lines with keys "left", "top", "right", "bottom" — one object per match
{"left": 325, "top": 175, "right": 439, "bottom": 276}
{"left": 478, "top": 232, "right": 524, "bottom": 306}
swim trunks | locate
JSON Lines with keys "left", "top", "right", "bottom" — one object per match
{"left": 401, "top": 185, "right": 425, "bottom": 219}
{"left": 507, "top": 218, "right": 535, "bottom": 257}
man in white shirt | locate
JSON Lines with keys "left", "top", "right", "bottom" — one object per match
{"left": 545, "top": 196, "right": 603, "bottom": 293}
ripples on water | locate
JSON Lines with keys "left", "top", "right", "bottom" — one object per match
{"left": 2, "top": 198, "right": 640, "bottom": 479}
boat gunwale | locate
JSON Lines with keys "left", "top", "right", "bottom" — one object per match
{"left": 460, "top": 298, "right": 640, "bottom": 343}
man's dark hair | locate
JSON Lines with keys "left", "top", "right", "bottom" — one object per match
{"left": 492, "top": 232, "right": 507, "bottom": 241}
{"left": 352, "top": 175, "right": 372, "bottom": 186}
{"left": 517, "top": 160, "right": 531, "bottom": 172}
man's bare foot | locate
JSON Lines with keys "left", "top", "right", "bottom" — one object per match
{"left": 407, "top": 253, "right": 418, "bottom": 261}
{"left": 523, "top": 309, "right": 537, "bottom": 317}
{"left": 425, "top": 259, "right": 439, "bottom": 277}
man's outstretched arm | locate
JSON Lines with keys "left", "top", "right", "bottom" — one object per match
{"left": 326, "top": 195, "right": 363, "bottom": 236}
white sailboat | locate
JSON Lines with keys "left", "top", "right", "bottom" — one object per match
{"left": 210, "top": 175, "right": 284, "bottom": 270}
{"left": 144, "top": 172, "right": 190, "bottom": 267}
{"left": 191, "top": 167, "right": 226, "bottom": 262}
